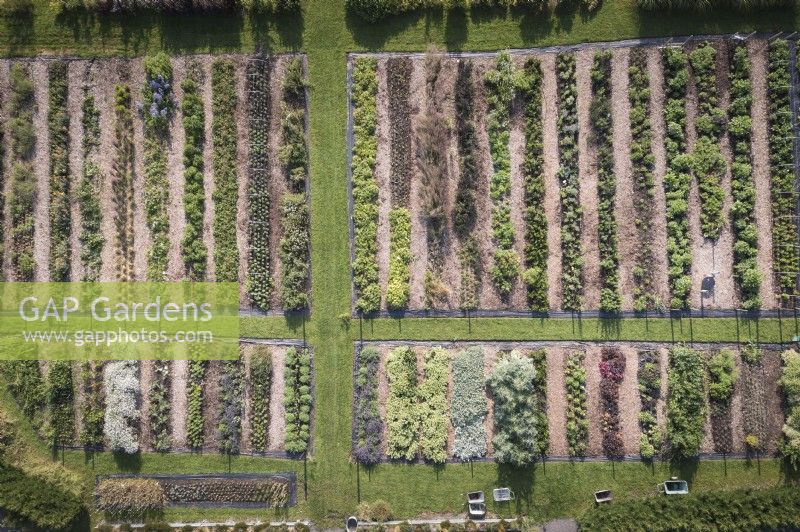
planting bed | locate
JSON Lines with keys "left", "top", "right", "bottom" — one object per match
{"left": 0, "top": 54, "right": 310, "bottom": 312}
{"left": 350, "top": 341, "right": 785, "bottom": 464}
{"left": 347, "top": 36, "right": 798, "bottom": 315}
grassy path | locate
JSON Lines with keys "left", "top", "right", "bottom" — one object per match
{"left": 2, "top": 0, "right": 800, "bottom": 526}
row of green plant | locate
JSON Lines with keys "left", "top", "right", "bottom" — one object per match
{"left": 591, "top": 51, "right": 622, "bottom": 312}
{"left": 768, "top": 40, "right": 800, "bottom": 306}
{"left": 628, "top": 49, "right": 658, "bottom": 312}
{"left": 419, "top": 54, "right": 450, "bottom": 310}
{"left": 212, "top": 59, "right": 240, "bottom": 283}
{"left": 662, "top": 47, "right": 693, "bottom": 308}
{"left": 529, "top": 349, "right": 549, "bottom": 456}
{"left": 666, "top": 345, "right": 706, "bottom": 459}
{"left": 485, "top": 51, "right": 520, "bottom": 298}
{"left": 386, "top": 208, "right": 411, "bottom": 310}
{"left": 218, "top": 357, "right": 245, "bottom": 454}
{"left": 637, "top": 350, "right": 662, "bottom": 459}
{"left": 186, "top": 360, "right": 207, "bottom": 449}
{"left": 148, "top": 361, "right": 171, "bottom": 452}
{"left": 78, "top": 89, "right": 104, "bottom": 282}
{"left": 565, "top": 351, "right": 588, "bottom": 457}
{"left": 280, "top": 58, "right": 311, "bottom": 310}
{"left": 1, "top": 361, "right": 46, "bottom": 433}
{"left": 182, "top": 63, "right": 209, "bottom": 282}
{"left": 556, "top": 53, "right": 583, "bottom": 311}
{"left": 48, "top": 61, "right": 71, "bottom": 283}
{"left": 520, "top": 58, "right": 548, "bottom": 312}
{"left": 727, "top": 43, "right": 761, "bottom": 310}
{"left": 246, "top": 58, "right": 271, "bottom": 308}
{"left": 9, "top": 63, "right": 36, "bottom": 282}
{"left": 283, "top": 347, "right": 313, "bottom": 454}
{"left": 454, "top": 60, "right": 480, "bottom": 310}
{"left": 386, "top": 346, "right": 419, "bottom": 460}
{"left": 47, "top": 361, "right": 75, "bottom": 447}
{"left": 112, "top": 84, "right": 136, "bottom": 281}
{"left": 579, "top": 486, "right": 800, "bottom": 531}
{"left": 451, "top": 347, "right": 487, "bottom": 460}
{"left": 143, "top": 52, "right": 174, "bottom": 281}
{"left": 351, "top": 58, "right": 381, "bottom": 313}
{"left": 488, "top": 351, "right": 539, "bottom": 465}
{"left": 250, "top": 345, "right": 273, "bottom": 452}
{"left": 780, "top": 348, "right": 800, "bottom": 467}
{"left": 688, "top": 42, "right": 726, "bottom": 241}
{"left": 418, "top": 347, "right": 449, "bottom": 463}
{"left": 80, "top": 361, "right": 104, "bottom": 448}
{"left": 707, "top": 348, "right": 736, "bottom": 453}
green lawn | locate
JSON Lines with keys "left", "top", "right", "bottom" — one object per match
{"left": 2, "top": 0, "right": 800, "bottom": 528}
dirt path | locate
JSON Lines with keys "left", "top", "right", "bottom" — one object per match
{"left": 546, "top": 346, "right": 568, "bottom": 455}
{"left": 268, "top": 347, "right": 287, "bottom": 451}
{"left": 171, "top": 360, "right": 188, "bottom": 448}
{"left": 130, "top": 57, "right": 148, "bottom": 282}
{"left": 612, "top": 49, "right": 637, "bottom": 311}
{"left": 68, "top": 61, "right": 86, "bottom": 281}
{"left": 200, "top": 55, "right": 216, "bottom": 281}
{"left": 374, "top": 59, "right": 392, "bottom": 310}
{"left": 407, "top": 60, "right": 428, "bottom": 310}
{"left": 234, "top": 56, "right": 251, "bottom": 307}
{"left": 507, "top": 56, "right": 529, "bottom": 309}
{"left": 268, "top": 57, "right": 287, "bottom": 310}
{"left": 585, "top": 345, "right": 603, "bottom": 456}
{"left": 0, "top": 62, "right": 11, "bottom": 277}
{"left": 576, "top": 50, "right": 601, "bottom": 311}
{"left": 540, "top": 54, "right": 563, "bottom": 311}
{"left": 439, "top": 58, "right": 461, "bottom": 310}
{"left": 647, "top": 48, "right": 672, "bottom": 309}
{"left": 749, "top": 39, "right": 777, "bottom": 308}
{"left": 32, "top": 61, "right": 49, "bottom": 282}
{"left": 166, "top": 58, "right": 187, "bottom": 281}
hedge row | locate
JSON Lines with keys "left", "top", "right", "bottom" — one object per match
{"left": 767, "top": 40, "right": 800, "bottom": 305}
{"left": 638, "top": 0, "right": 795, "bottom": 9}
{"left": 104, "top": 361, "right": 140, "bottom": 454}
{"left": 80, "top": 361, "right": 105, "bottom": 448}
{"left": 47, "top": 361, "right": 75, "bottom": 446}
{"left": 451, "top": 347, "right": 487, "bottom": 460}
{"left": 1, "top": 361, "right": 46, "bottom": 432}
{"left": 520, "top": 58, "right": 548, "bottom": 312}
{"left": 529, "top": 348, "right": 549, "bottom": 456}
{"left": 182, "top": 63, "right": 209, "bottom": 282}
{"left": 250, "top": 346, "right": 272, "bottom": 452}
{"left": 346, "top": 0, "right": 585, "bottom": 21}
{"left": 284, "top": 347, "right": 312, "bottom": 454}
{"left": 485, "top": 51, "right": 520, "bottom": 298}
{"left": 280, "top": 58, "right": 311, "bottom": 310}
{"left": 186, "top": 360, "right": 207, "bottom": 449}
{"left": 9, "top": 63, "right": 36, "bottom": 282}
{"left": 246, "top": 58, "right": 271, "bottom": 307}
{"left": 637, "top": 350, "right": 662, "bottom": 460}
{"left": 628, "top": 49, "right": 658, "bottom": 312}
{"left": 419, "top": 347, "right": 449, "bottom": 463}
{"left": 353, "top": 346, "right": 383, "bottom": 464}
{"left": 148, "top": 361, "right": 171, "bottom": 452}
{"left": 727, "top": 43, "right": 761, "bottom": 310}
{"left": 556, "top": 53, "right": 583, "bottom": 310}
{"left": 55, "top": 0, "right": 299, "bottom": 11}
{"left": 386, "top": 346, "right": 418, "bottom": 460}
{"left": 0, "top": 465, "right": 84, "bottom": 530}
{"left": 218, "top": 356, "right": 245, "bottom": 454}
{"left": 591, "top": 51, "right": 621, "bottom": 312}
{"left": 565, "top": 351, "right": 588, "bottom": 457}
{"left": 662, "top": 47, "right": 692, "bottom": 308}
{"left": 78, "top": 89, "right": 104, "bottom": 282}
{"left": 488, "top": 351, "right": 539, "bottom": 466}
{"left": 48, "top": 61, "right": 72, "bottom": 282}
{"left": 688, "top": 42, "right": 726, "bottom": 241}
{"left": 211, "top": 59, "right": 240, "bottom": 283}
{"left": 351, "top": 58, "right": 381, "bottom": 313}
{"left": 780, "top": 348, "right": 800, "bottom": 467}
{"left": 599, "top": 347, "right": 625, "bottom": 459}
{"left": 454, "top": 60, "right": 480, "bottom": 310}
{"left": 579, "top": 486, "right": 800, "bottom": 532}
{"left": 666, "top": 345, "right": 706, "bottom": 459}
{"left": 112, "top": 84, "right": 136, "bottom": 281}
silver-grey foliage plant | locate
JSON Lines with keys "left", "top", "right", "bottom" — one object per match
{"left": 451, "top": 347, "right": 488, "bottom": 460}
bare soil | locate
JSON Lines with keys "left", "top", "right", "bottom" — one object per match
{"left": 584, "top": 345, "right": 603, "bottom": 456}
{"left": 749, "top": 40, "right": 778, "bottom": 308}
{"left": 374, "top": 59, "right": 392, "bottom": 310}
{"left": 170, "top": 360, "right": 189, "bottom": 448}
{"left": 199, "top": 55, "right": 217, "bottom": 281}
{"left": 268, "top": 347, "right": 287, "bottom": 452}
{"left": 541, "top": 54, "right": 563, "bottom": 311}
{"left": 619, "top": 345, "right": 642, "bottom": 455}
{"left": 546, "top": 346, "right": 568, "bottom": 455}
{"left": 576, "top": 50, "right": 601, "bottom": 311}
{"left": 267, "top": 57, "right": 288, "bottom": 310}
{"left": 233, "top": 56, "right": 250, "bottom": 307}
{"left": 438, "top": 58, "right": 461, "bottom": 310}
{"left": 67, "top": 61, "right": 86, "bottom": 282}
{"left": 166, "top": 58, "right": 187, "bottom": 281}
{"left": 31, "top": 61, "right": 49, "bottom": 282}
{"left": 508, "top": 56, "right": 529, "bottom": 309}
{"left": 130, "top": 57, "right": 148, "bottom": 282}
{"left": 406, "top": 60, "right": 429, "bottom": 310}
{"left": 0, "top": 62, "right": 11, "bottom": 276}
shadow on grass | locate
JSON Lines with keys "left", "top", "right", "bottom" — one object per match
{"left": 112, "top": 450, "right": 143, "bottom": 473}
{"left": 3, "top": 7, "right": 33, "bottom": 55}
{"left": 497, "top": 462, "right": 535, "bottom": 514}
